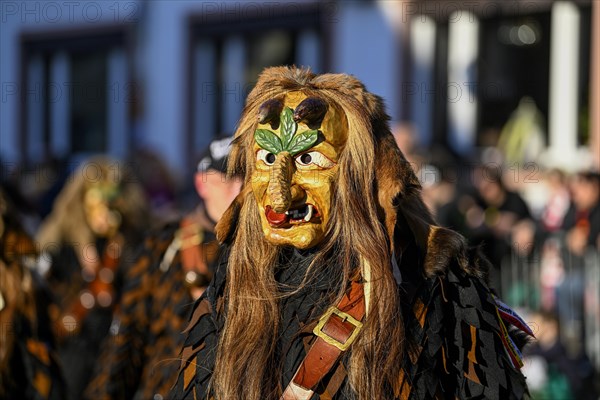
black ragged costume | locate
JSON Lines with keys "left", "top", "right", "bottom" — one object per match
{"left": 397, "top": 252, "right": 529, "bottom": 399}
{"left": 171, "top": 241, "right": 531, "bottom": 400}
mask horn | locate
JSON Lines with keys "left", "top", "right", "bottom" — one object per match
{"left": 293, "top": 97, "right": 328, "bottom": 129}
{"left": 257, "top": 97, "right": 284, "bottom": 129}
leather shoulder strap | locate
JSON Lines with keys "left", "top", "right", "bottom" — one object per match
{"left": 281, "top": 281, "right": 365, "bottom": 400}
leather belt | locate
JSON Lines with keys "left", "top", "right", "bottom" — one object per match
{"left": 281, "top": 281, "right": 365, "bottom": 400}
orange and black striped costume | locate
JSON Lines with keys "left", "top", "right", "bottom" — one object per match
{"left": 85, "top": 212, "right": 220, "bottom": 400}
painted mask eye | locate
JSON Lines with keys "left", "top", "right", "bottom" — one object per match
{"left": 257, "top": 149, "right": 276, "bottom": 165}
{"left": 295, "top": 151, "right": 334, "bottom": 169}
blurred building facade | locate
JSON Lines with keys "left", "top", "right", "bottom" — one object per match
{"left": 1, "top": 0, "right": 597, "bottom": 178}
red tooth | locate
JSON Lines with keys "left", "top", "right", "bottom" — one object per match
{"left": 265, "top": 205, "right": 288, "bottom": 227}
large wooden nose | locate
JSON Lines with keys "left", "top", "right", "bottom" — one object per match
{"left": 289, "top": 185, "right": 304, "bottom": 204}
{"left": 268, "top": 152, "right": 293, "bottom": 213}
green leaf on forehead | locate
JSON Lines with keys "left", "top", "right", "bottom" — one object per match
{"left": 288, "top": 129, "right": 319, "bottom": 156}
{"left": 280, "top": 107, "right": 297, "bottom": 149}
{"left": 255, "top": 128, "right": 283, "bottom": 154}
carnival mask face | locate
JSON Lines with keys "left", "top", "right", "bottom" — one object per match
{"left": 251, "top": 92, "right": 348, "bottom": 249}
{"left": 83, "top": 184, "right": 122, "bottom": 238}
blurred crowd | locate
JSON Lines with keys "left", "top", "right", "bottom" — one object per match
{"left": 1, "top": 127, "right": 599, "bottom": 399}
{"left": 0, "top": 139, "right": 241, "bottom": 400}
{"left": 395, "top": 124, "right": 600, "bottom": 399}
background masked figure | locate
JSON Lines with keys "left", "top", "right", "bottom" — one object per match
{"left": 35, "top": 157, "right": 149, "bottom": 400}
{"left": 84, "top": 136, "right": 241, "bottom": 400}
{"left": 0, "top": 188, "right": 65, "bottom": 400}
{"left": 171, "top": 67, "right": 532, "bottom": 400}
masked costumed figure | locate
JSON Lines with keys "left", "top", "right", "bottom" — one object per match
{"left": 35, "top": 157, "right": 149, "bottom": 400}
{"left": 170, "top": 67, "right": 533, "bottom": 400}
{"left": 84, "top": 137, "right": 241, "bottom": 400}
{"left": 0, "top": 188, "right": 66, "bottom": 399}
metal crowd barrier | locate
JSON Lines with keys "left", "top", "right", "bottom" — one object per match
{"left": 500, "top": 234, "right": 600, "bottom": 370}
{"left": 584, "top": 248, "right": 600, "bottom": 370}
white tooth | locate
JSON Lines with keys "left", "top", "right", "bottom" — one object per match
{"left": 304, "top": 205, "right": 313, "bottom": 222}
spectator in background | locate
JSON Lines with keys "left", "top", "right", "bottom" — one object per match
{"left": 464, "top": 166, "right": 532, "bottom": 291}
{"left": 35, "top": 157, "right": 149, "bottom": 400}
{"left": 0, "top": 161, "right": 45, "bottom": 235}
{"left": 535, "top": 169, "right": 574, "bottom": 313}
{"left": 419, "top": 151, "right": 472, "bottom": 236}
{"left": 524, "top": 311, "right": 599, "bottom": 399}
{"left": 0, "top": 187, "right": 66, "bottom": 399}
{"left": 540, "top": 169, "right": 571, "bottom": 235}
{"left": 555, "top": 171, "right": 600, "bottom": 355}
{"left": 84, "top": 136, "right": 241, "bottom": 400}
{"left": 127, "top": 148, "right": 178, "bottom": 219}
{"left": 497, "top": 97, "right": 545, "bottom": 166}
{"left": 562, "top": 171, "right": 600, "bottom": 255}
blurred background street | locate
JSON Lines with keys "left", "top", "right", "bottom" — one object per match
{"left": 1, "top": 1, "right": 599, "bottom": 398}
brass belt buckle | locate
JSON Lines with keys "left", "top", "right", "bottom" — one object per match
{"left": 313, "top": 306, "right": 363, "bottom": 351}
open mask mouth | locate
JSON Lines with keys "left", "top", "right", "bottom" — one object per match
{"left": 265, "top": 204, "right": 319, "bottom": 227}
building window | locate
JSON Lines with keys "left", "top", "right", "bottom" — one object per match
{"left": 187, "top": 4, "right": 325, "bottom": 166}
{"left": 20, "top": 28, "right": 129, "bottom": 164}
{"left": 477, "top": 12, "right": 552, "bottom": 144}
{"left": 70, "top": 51, "right": 108, "bottom": 153}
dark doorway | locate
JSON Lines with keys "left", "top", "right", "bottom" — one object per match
{"left": 477, "top": 12, "right": 552, "bottom": 144}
